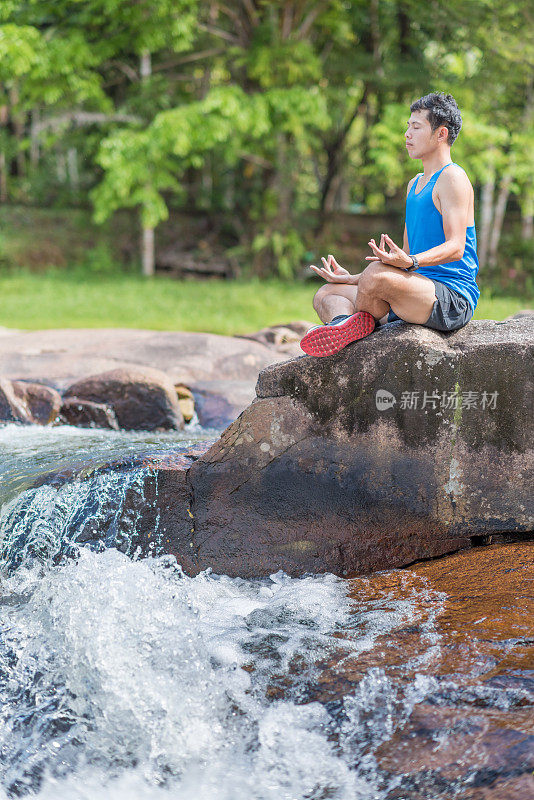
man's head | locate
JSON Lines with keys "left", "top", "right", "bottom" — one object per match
{"left": 405, "top": 92, "right": 462, "bottom": 159}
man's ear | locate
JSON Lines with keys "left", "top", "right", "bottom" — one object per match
{"left": 437, "top": 124, "right": 449, "bottom": 143}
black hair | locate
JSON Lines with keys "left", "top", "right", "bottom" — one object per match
{"left": 410, "top": 92, "right": 462, "bottom": 145}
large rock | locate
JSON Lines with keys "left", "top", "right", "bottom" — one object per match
{"left": 0, "top": 328, "right": 301, "bottom": 390}
{"left": 63, "top": 367, "right": 184, "bottom": 431}
{"left": 0, "top": 377, "right": 31, "bottom": 424}
{"left": 12, "top": 381, "right": 62, "bottom": 425}
{"left": 0, "top": 327, "right": 303, "bottom": 429}
{"left": 59, "top": 397, "right": 119, "bottom": 430}
{"left": 190, "top": 380, "right": 257, "bottom": 429}
{"left": 148, "top": 317, "right": 533, "bottom": 577}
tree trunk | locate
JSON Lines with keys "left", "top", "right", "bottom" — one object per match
{"left": 0, "top": 104, "right": 8, "bottom": 202}
{"left": 317, "top": 89, "right": 368, "bottom": 229}
{"left": 274, "top": 132, "right": 292, "bottom": 222}
{"left": 9, "top": 84, "right": 26, "bottom": 178}
{"left": 140, "top": 49, "right": 152, "bottom": 81}
{"left": 0, "top": 151, "right": 7, "bottom": 203}
{"left": 488, "top": 170, "right": 513, "bottom": 269}
{"left": 478, "top": 172, "right": 495, "bottom": 268}
{"left": 67, "top": 147, "right": 79, "bottom": 192}
{"left": 30, "top": 108, "right": 41, "bottom": 168}
{"left": 521, "top": 185, "right": 533, "bottom": 241}
{"left": 140, "top": 49, "right": 155, "bottom": 276}
{"left": 522, "top": 211, "right": 533, "bottom": 241}
{"left": 141, "top": 224, "right": 155, "bottom": 277}
{"left": 56, "top": 151, "right": 67, "bottom": 183}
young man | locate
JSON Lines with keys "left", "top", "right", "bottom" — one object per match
{"left": 300, "top": 92, "right": 480, "bottom": 357}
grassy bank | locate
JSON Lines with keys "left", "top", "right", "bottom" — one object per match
{"left": 0, "top": 270, "right": 530, "bottom": 334}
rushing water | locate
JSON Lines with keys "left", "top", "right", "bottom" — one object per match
{"left": 0, "top": 424, "right": 532, "bottom": 800}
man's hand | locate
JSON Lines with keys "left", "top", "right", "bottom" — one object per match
{"left": 366, "top": 233, "right": 412, "bottom": 270}
{"left": 309, "top": 254, "right": 357, "bottom": 284}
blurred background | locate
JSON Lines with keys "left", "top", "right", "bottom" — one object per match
{"left": 0, "top": 0, "right": 532, "bottom": 332}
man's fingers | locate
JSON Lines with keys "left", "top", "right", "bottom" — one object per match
{"left": 310, "top": 265, "right": 333, "bottom": 282}
{"left": 384, "top": 234, "right": 399, "bottom": 250}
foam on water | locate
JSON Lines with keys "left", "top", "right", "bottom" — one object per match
{"left": 5, "top": 425, "right": 525, "bottom": 799}
{"left": 0, "top": 423, "right": 211, "bottom": 506}
{"left": 0, "top": 540, "right": 443, "bottom": 799}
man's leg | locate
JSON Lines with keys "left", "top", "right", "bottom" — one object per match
{"left": 313, "top": 282, "right": 390, "bottom": 325}
{"left": 355, "top": 262, "right": 436, "bottom": 324}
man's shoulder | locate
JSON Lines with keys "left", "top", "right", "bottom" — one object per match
{"left": 406, "top": 173, "right": 422, "bottom": 193}
{"left": 438, "top": 163, "right": 472, "bottom": 190}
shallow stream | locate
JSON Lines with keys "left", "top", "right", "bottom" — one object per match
{"left": 0, "top": 424, "right": 532, "bottom": 799}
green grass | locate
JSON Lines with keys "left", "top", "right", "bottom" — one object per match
{"left": 0, "top": 269, "right": 530, "bottom": 334}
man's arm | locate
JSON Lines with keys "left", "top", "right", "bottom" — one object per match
{"left": 367, "top": 168, "right": 471, "bottom": 270}
{"left": 411, "top": 168, "right": 470, "bottom": 266}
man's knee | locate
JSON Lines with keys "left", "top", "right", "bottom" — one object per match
{"left": 313, "top": 283, "right": 334, "bottom": 311}
{"left": 358, "top": 262, "right": 392, "bottom": 293}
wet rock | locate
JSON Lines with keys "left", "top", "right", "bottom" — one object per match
{"left": 6, "top": 441, "right": 218, "bottom": 572}
{"left": 0, "top": 328, "right": 294, "bottom": 390}
{"left": 59, "top": 397, "right": 119, "bottom": 430}
{"left": 191, "top": 380, "right": 256, "bottom": 429}
{"left": 12, "top": 381, "right": 62, "bottom": 425}
{"left": 175, "top": 384, "right": 195, "bottom": 423}
{"left": 505, "top": 308, "right": 534, "bottom": 321}
{"left": 63, "top": 367, "right": 184, "bottom": 431}
{"left": 240, "top": 321, "right": 312, "bottom": 348}
{"left": 148, "top": 317, "right": 533, "bottom": 578}
{"left": 0, "top": 377, "right": 32, "bottom": 424}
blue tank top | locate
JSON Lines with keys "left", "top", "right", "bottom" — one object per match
{"left": 406, "top": 162, "right": 480, "bottom": 311}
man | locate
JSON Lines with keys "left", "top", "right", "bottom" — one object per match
{"left": 300, "top": 92, "right": 480, "bottom": 357}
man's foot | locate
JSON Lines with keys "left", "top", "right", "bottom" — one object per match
{"left": 300, "top": 311, "right": 376, "bottom": 357}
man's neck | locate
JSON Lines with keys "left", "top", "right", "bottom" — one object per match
{"left": 420, "top": 148, "right": 452, "bottom": 177}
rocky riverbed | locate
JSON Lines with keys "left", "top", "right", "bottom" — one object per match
{"left": 0, "top": 324, "right": 307, "bottom": 430}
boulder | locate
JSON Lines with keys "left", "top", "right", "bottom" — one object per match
{"left": 505, "top": 309, "right": 533, "bottom": 321}
{"left": 1, "top": 443, "right": 217, "bottom": 572}
{"left": 0, "top": 377, "right": 31, "bottom": 424}
{"left": 59, "top": 398, "right": 119, "bottom": 430}
{"left": 63, "top": 367, "right": 184, "bottom": 431}
{"left": 0, "top": 328, "right": 297, "bottom": 390}
{"left": 12, "top": 381, "right": 62, "bottom": 425}
{"left": 190, "top": 380, "right": 256, "bottom": 429}
{"left": 146, "top": 317, "right": 533, "bottom": 577}
{"left": 240, "top": 321, "right": 313, "bottom": 349}
{"left": 175, "top": 384, "right": 195, "bottom": 423}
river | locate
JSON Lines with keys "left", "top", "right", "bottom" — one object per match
{"left": 0, "top": 424, "right": 532, "bottom": 799}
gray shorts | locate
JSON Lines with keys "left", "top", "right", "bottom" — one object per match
{"left": 387, "top": 278, "right": 474, "bottom": 332}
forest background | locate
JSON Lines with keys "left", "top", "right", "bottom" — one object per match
{"left": 0, "top": 0, "right": 532, "bottom": 332}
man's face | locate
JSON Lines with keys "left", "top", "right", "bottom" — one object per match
{"left": 405, "top": 110, "right": 446, "bottom": 159}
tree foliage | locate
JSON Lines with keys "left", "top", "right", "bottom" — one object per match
{"left": 0, "top": 0, "right": 532, "bottom": 281}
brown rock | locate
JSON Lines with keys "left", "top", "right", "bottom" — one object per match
{"left": 59, "top": 398, "right": 119, "bottom": 430}
{"left": 0, "top": 377, "right": 32, "bottom": 424}
{"left": 190, "top": 380, "right": 256, "bottom": 429}
{"left": 241, "top": 321, "right": 314, "bottom": 347}
{"left": 0, "top": 328, "right": 293, "bottom": 390}
{"left": 175, "top": 384, "right": 195, "bottom": 423}
{"left": 12, "top": 381, "right": 62, "bottom": 425}
{"left": 505, "top": 308, "right": 534, "bottom": 321}
{"left": 150, "top": 317, "right": 533, "bottom": 577}
{"left": 63, "top": 367, "right": 184, "bottom": 431}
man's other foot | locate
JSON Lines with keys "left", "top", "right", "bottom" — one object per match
{"left": 300, "top": 311, "right": 376, "bottom": 357}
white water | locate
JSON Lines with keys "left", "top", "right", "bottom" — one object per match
{"left": 0, "top": 546, "right": 442, "bottom": 799}
{"left": 3, "top": 424, "right": 518, "bottom": 800}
